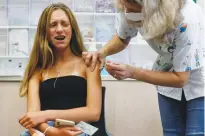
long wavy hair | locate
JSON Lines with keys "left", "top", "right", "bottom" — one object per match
{"left": 115, "top": 0, "right": 185, "bottom": 44}
{"left": 19, "top": 3, "right": 85, "bottom": 97}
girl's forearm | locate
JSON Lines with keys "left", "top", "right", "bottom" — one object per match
{"left": 44, "top": 107, "right": 100, "bottom": 123}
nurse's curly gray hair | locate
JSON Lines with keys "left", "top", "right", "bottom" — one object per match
{"left": 115, "top": 0, "right": 185, "bottom": 44}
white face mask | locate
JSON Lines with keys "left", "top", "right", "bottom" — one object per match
{"left": 124, "top": 12, "right": 144, "bottom": 22}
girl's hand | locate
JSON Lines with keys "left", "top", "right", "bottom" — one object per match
{"left": 47, "top": 126, "right": 82, "bottom": 136}
{"left": 19, "top": 111, "right": 46, "bottom": 129}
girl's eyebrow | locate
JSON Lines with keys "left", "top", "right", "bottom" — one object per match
{"left": 50, "top": 19, "right": 70, "bottom": 24}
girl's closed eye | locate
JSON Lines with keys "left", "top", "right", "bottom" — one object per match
{"left": 61, "top": 21, "right": 70, "bottom": 27}
{"left": 50, "top": 22, "right": 57, "bottom": 27}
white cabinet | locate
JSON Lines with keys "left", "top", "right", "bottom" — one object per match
{"left": 0, "top": 0, "right": 156, "bottom": 79}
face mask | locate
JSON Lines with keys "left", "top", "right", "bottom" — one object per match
{"left": 124, "top": 12, "right": 144, "bottom": 21}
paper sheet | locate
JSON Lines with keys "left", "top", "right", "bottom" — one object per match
{"left": 76, "top": 15, "right": 95, "bottom": 42}
{"left": 74, "top": 0, "right": 94, "bottom": 12}
{"left": 8, "top": 4, "right": 29, "bottom": 26}
{"left": 0, "top": 29, "right": 7, "bottom": 56}
{"left": 30, "top": 0, "right": 51, "bottom": 25}
{"left": 9, "top": 29, "right": 29, "bottom": 56}
{"left": 8, "top": 0, "right": 28, "bottom": 4}
{"left": 0, "top": 58, "right": 28, "bottom": 76}
{"left": 95, "top": 15, "right": 115, "bottom": 42}
{"left": 53, "top": 0, "right": 73, "bottom": 10}
{"left": 0, "top": 5, "right": 7, "bottom": 26}
{"left": 95, "top": 0, "right": 115, "bottom": 13}
{"left": 0, "top": 0, "right": 7, "bottom": 5}
{"left": 29, "top": 28, "right": 36, "bottom": 51}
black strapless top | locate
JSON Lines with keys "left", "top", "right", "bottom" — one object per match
{"left": 39, "top": 75, "right": 107, "bottom": 136}
{"left": 39, "top": 75, "right": 87, "bottom": 110}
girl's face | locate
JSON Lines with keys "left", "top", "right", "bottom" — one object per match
{"left": 48, "top": 9, "right": 72, "bottom": 50}
{"left": 120, "top": 0, "right": 142, "bottom": 13}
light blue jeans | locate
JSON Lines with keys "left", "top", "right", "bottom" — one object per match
{"left": 158, "top": 92, "right": 204, "bottom": 136}
{"left": 20, "top": 121, "right": 88, "bottom": 136}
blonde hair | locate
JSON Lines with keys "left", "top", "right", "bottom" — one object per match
{"left": 19, "top": 3, "right": 85, "bottom": 97}
{"left": 115, "top": 0, "right": 185, "bottom": 44}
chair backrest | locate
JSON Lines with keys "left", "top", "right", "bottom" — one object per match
{"left": 90, "top": 86, "right": 107, "bottom": 136}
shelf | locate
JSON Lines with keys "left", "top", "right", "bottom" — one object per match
{"left": 0, "top": 56, "right": 29, "bottom": 59}
{"left": 0, "top": 26, "right": 37, "bottom": 29}
{"left": 0, "top": 76, "right": 23, "bottom": 81}
{"left": 75, "top": 12, "right": 115, "bottom": 16}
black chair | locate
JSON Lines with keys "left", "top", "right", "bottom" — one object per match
{"left": 90, "top": 86, "right": 112, "bottom": 136}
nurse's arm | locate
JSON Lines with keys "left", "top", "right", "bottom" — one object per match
{"left": 100, "top": 34, "right": 131, "bottom": 57}
{"left": 132, "top": 68, "right": 189, "bottom": 88}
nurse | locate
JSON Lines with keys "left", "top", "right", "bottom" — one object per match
{"left": 82, "top": 0, "right": 205, "bottom": 135}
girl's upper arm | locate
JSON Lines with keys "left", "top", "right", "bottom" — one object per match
{"left": 85, "top": 63, "right": 102, "bottom": 113}
{"left": 27, "top": 69, "right": 42, "bottom": 112}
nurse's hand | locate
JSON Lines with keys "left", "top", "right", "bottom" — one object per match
{"left": 82, "top": 51, "right": 106, "bottom": 72}
{"left": 106, "top": 61, "right": 136, "bottom": 80}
